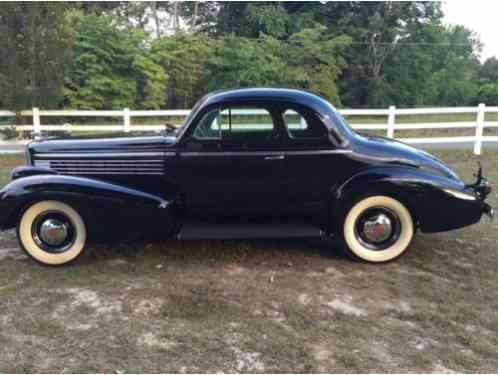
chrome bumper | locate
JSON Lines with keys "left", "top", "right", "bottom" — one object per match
{"left": 465, "top": 163, "right": 493, "bottom": 221}
{"left": 483, "top": 203, "right": 494, "bottom": 221}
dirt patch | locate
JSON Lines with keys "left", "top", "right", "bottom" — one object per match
{"left": 133, "top": 297, "right": 164, "bottom": 315}
{"left": 226, "top": 336, "right": 266, "bottom": 372}
{"left": 137, "top": 332, "right": 177, "bottom": 350}
{"left": 325, "top": 295, "right": 367, "bottom": 317}
{"left": 51, "top": 287, "right": 123, "bottom": 331}
{"left": 433, "top": 362, "right": 457, "bottom": 373}
{"left": 0, "top": 247, "right": 27, "bottom": 261}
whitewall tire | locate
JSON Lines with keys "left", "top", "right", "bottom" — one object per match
{"left": 17, "top": 200, "right": 87, "bottom": 266}
{"left": 341, "top": 195, "right": 414, "bottom": 263}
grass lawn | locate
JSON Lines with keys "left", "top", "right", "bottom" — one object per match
{"left": 0, "top": 149, "right": 497, "bottom": 372}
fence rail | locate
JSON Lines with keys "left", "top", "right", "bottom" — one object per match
{"left": 1, "top": 104, "right": 497, "bottom": 155}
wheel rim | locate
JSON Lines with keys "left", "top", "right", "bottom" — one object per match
{"left": 354, "top": 207, "right": 401, "bottom": 251}
{"left": 31, "top": 211, "right": 76, "bottom": 253}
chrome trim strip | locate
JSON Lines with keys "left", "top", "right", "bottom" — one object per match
{"left": 41, "top": 160, "right": 164, "bottom": 162}
{"left": 34, "top": 161, "right": 163, "bottom": 166}
{"left": 43, "top": 162, "right": 164, "bottom": 165}
{"left": 443, "top": 188, "right": 477, "bottom": 201}
{"left": 285, "top": 150, "right": 353, "bottom": 155}
{"left": 180, "top": 150, "right": 353, "bottom": 157}
{"left": 36, "top": 152, "right": 165, "bottom": 158}
{"left": 48, "top": 168, "right": 164, "bottom": 171}
{"left": 60, "top": 172, "right": 163, "bottom": 175}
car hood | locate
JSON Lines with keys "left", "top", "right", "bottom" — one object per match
{"left": 28, "top": 134, "right": 177, "bottom": 154}
{"left": 352, "top": 135, "right": 461, "bottom": 181}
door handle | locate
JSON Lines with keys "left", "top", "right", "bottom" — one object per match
{"left": 264, "top": 155, "right": 285, "bottom": 160}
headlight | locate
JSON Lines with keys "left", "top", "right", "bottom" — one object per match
{"left": 443, "top": 188, "right": 477, "bottom": 201}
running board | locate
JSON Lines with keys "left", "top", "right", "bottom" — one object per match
{"left": 177, "top": 223, "right": 323, "bottom": 240}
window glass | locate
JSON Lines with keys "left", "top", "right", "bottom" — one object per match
{"left": 284, "top": 109, "right": 308, "bottom": 133}
{"left": 193, "top": 108, "right": 220, "bottom": 139}
{"left": 283, "top": 108, "right": 327, "bottom": 139}
{"left": 220, "top": 107, "right": 275, "bottom": 140}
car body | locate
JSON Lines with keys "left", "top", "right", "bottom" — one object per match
{"left": 0, "top": 88, "right": 493, "bottom": 265}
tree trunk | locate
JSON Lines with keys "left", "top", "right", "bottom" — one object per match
{"left": 173, "top": 2, "right": 179, "bottom": 34}
{"left": 153, "top": 1, "right": 161, "bottom": 39}
{"left": 191, "top": 2, "right": 198, "bottom": 32}
{"left": 30, "top": 5, "right": 37, "bottom": 108}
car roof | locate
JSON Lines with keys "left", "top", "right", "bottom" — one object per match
{"left": 198, "top": 87, "right": 337, "bottom": 115}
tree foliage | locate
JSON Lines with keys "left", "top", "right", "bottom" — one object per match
{"left": 480, "top": 57, "right": 498, "bottom": 84}
{"left": 152, "top": 33, "right": 213, "bottom": 109}
{"left": 0, "top": 1, "right": 496, "bottom": 110}
{"left": 64, "top": 11, "right": 167, "bottom": 109}
{"left": 0, "top": 3, "right": 71, "bottom": 112}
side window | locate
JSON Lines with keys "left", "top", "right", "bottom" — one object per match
{"left": 283, "top": 108, "right": 327, "bottom": 139}
{"left": 193, "top": 108, "right": 221, "bottom": 139}
{"left": 219, "top": 106, "right": 276, "bottom": 142}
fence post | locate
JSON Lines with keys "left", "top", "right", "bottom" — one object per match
{"left": 474, "top": 103, "right": 486, "bottom": 155}
{"left": 123, "top": 108, "right": 130, "bottom": 133}
{"left": 32, "top": 107, "right": 41, "bottom": 138}
{"left": 387, "top": 105, "right": 396, "bottom": 138}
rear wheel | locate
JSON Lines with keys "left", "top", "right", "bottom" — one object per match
{"left": 17, "top": 200, "right": 87, "bottom": 266}
{"left": 339, "top": 195, "right": 414, "bottom": 263}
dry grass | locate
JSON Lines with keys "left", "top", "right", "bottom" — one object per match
{"left": 0, "top": 150, "right": 497, "bottom": 372}
{"left": 0, "top": 154, "right": 24, "bottom": 186}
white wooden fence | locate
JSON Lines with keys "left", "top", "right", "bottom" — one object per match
{"left": 1, "top": 104, "right": 498, "bottom": 155}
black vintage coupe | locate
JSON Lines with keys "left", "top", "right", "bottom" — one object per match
{"left": 0, "top": 88, "right": 493, "bottom": 265}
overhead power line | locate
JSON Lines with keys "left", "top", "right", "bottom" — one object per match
{"left": 179, "top": 35, "right": 474, "bottom": 47}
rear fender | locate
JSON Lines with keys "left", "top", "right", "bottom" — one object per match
{"left": 329, "top": 166, "right": 467, "bottom": 234}
{"left": 0, "top": 174, "right": 176, "bottom": 239}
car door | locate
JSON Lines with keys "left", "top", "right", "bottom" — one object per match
{"left": 176, "top": 103, "right": 286, "bottom": 218}
{"left": 279, "top": 105, "right": 354, "bottom": 222}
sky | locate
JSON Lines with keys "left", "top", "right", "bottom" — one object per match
{"left": 442, "top": 0, "right": 497, "bottom": 61}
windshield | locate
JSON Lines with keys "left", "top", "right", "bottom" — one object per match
{"left": 175, "top": 97, "right": 205, "bottom": 139}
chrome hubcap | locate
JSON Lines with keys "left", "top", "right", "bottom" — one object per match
{"left": 362, "top": 214, "right": 393, "bottom": 243}
{"left": 39, "top": 219, "right": 69, "bottom": 246}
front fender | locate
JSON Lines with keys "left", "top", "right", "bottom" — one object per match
{"left": 330, "top": 166, "right": 484, "bottom": 233}
{"left": 0, "top": 174, "right": 175, "bottom": 239}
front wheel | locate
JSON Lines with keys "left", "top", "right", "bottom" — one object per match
{"left": 17, "top": 200, "right": 87, "bottom": 266}
{"left": 339, "top": 195, "right": 414, "bottom": 263}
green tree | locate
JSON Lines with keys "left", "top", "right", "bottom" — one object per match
{"left": 384, "top": 23, "right": 441, "bottom": 106}
{"left": 64, "top": 11, "right": 167, "bottom": 109}
{"left": 431, "top": 25, "right": 480, "bottom": 106}
{"left": 203, "top": 25, "right": 350, "bottom": 105}
{"left": 479, "top": 57, "right": 498, "bottom": 84}
{"left": 205, "top": 35, "right": 287, "bottom": 91}
{"left": 152, "top": 33, "right": 214, "bottom": 109}
{"left": 335, "top": 2, "right": 443, "bottom": 107}
{"left": 477, "top": 84, "right": 498, "bottom": 105}
{"left": 212, "top": 1, "right": 446, "bottom": 107}
{"left": 282, "top": 26, "right": 351, "bottom": 104}
{"left": 0, "top": 2, "right": 71, "bottom": 113}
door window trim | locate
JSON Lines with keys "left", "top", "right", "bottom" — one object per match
{"left": 279, "top": 105, "right": 330, "bottom": 143}
{"left": 185, "top": 101, "right": 283, "bottom": 148}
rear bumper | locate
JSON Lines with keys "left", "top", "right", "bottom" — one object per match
{"left": 467, "top": 166, "right": 493, "bottom": 221}
{"left": 482, "top": 202, "right": 494, "bottom": 221}
{"left": 419, "top": 166, "right": 493, "bottom": 232}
